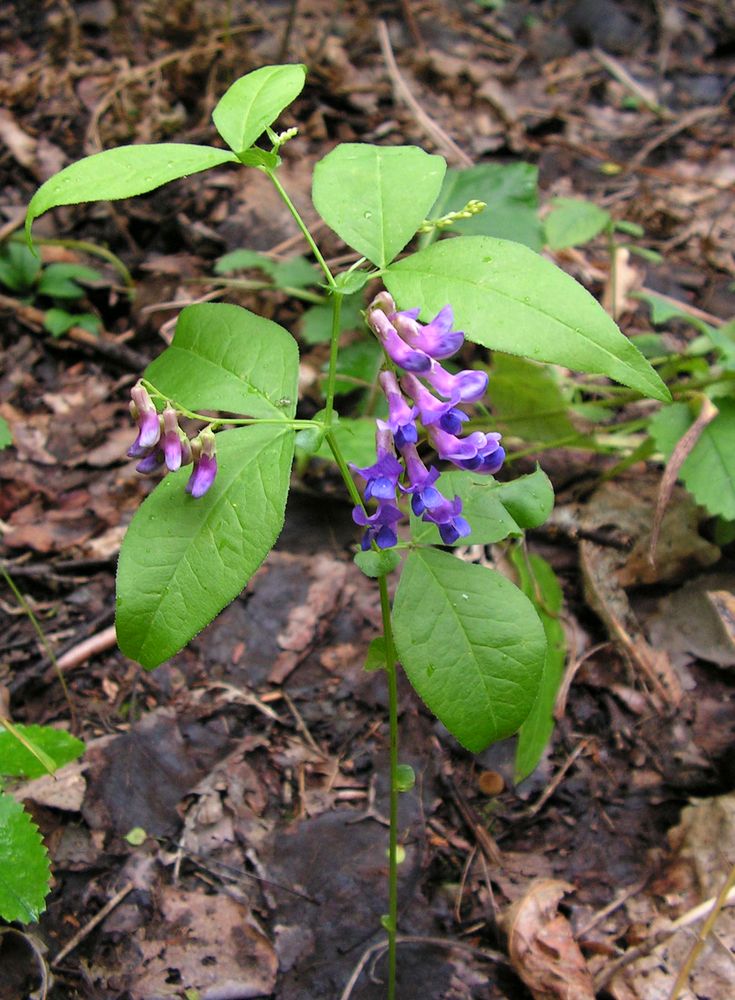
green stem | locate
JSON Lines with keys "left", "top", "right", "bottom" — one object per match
{"left": 607, "top": 223, "right": 618, "bottom": 323}
{"left": 197, "top": 276, "right": 326, "bottom": 305}
{"left": 265, "top": 169, "right": 336, "bottom": 289}
{"left": 379, "top": 573, "right": 400, "bottom": 1000}
{"left": 323, "top": 427, "right": 364, "bottom": 510}
{"left": 31, "top": 236, "right": 135, "bottom": 293}
{"left": 323, "top": 291, "right": 343, "bottom": 426}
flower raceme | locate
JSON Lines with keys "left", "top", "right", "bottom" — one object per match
{"left": 351, "top": 294, "right": 505, "bottom": 550}
{"left": 127, "top": 382, "right": 217, "bottom": 498}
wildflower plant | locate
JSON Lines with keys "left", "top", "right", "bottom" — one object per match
{"left": 25, "top": 64, "right": 670, "bottom": 993}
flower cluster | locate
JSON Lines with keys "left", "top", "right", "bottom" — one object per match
{"left": 127, "top": 383, "right": 217, "bottom": 498}
{"left": 351, "top": 293, "right": 505, "bottom": 549}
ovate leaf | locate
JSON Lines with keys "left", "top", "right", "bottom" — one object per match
{"left": 212, "top": 64, "right": 306, "bottom": 155}
{"left": 411, "top": 467, "right": 554, "bottom": 546}
{"left": 649, "top": 399, "right": 735, "bottom": 520}
{"left": 385, "top": 236, "right": 670, "bottom": 401}
{"left": 116, "top": 425, "right": 295, "bottom": 668}
{"left": 544, "top": 197, "right": 610, "bottom": 250}
{"left": 490, "top": 353, "right": 584, "bottom": 443}
{"left": 144, "top": 303, "right": 298, "bottom": 419}
{"left": 26, "top": 144, "right": 237, "bottom": 245}
{"left": 0, "top": 723, "right": 84, "bottom": 779}
{"left": 0, "top": 792, "right": 50, "bottom": 922}
{"left": 427, "top": 163, "right": 542, "bottom": 250}
{"left": 312, "top": 144, "right": 446, "bottom": 267}
{"left": 393, "top": 548, "right": 547, "bottom": 752}
{"left": 511, "top": 549, "right": 566, "bottom": 781}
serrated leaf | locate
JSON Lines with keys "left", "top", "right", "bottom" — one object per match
{"left": 427, "top": 163, "right": 542, "bottom": 250}
{"left": 385, "top": 236, "right": 670, "bottom": 401}
{"left": 26, "top": 144, "right": 237, "bottom": 245}
{"left": 312, "top": 144, "right": 446, "bottom": 267}
{"left": 512, "top": 549, "right": 566, "bottom": 781}
{"left": 544, "top": 197, "right": 610, "bottom": 250}
{"left": 411, "top": 468, "right": 554, "bottom": 546}
{"left": 393, "top": 548, "right": 547, "bottom": 752}
{"left": 0, "top": 723, "right": 85, "bottom": 779}
{"left": 116, "top": 424, "right": 294, "bottom": 668}
{"left": 144, "top": 302, "right": 298, "bottom": 419}
{"left": 0, "top": 792, "right": 50, "bottom": 922}
{"left": 212, "top": 64, "right": 306, "bottom": 154}
{"left": 649, "top": 399, "right": 735, "bottom": 520}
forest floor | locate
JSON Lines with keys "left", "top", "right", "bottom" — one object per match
{"left": 1, "top": 1, "right": 734, "bottom": 998}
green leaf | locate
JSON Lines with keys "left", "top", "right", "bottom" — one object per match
{"left": 511, "top": 549, "right": 566, "bottom": 781}
{"left": 26, "top": 144, "right": 238, "bottom": 245}
{"left": 364, "top": 636, "right": 387, "bottom": 672}
{"left": 312, "top": 144, "right": 446, "bottom": 267}
{"left": 116, "top": 424, "right": 294, "bottom": 668}
{"left": 145, "top": 302, "right": 298, "bottom": 419}
{"left": 43, "top": 308, "right": 101, "bottom": 337}
{"left": 385, "top": 236, "right": 670, "bottom": 401}
{"left": 212, "top": 64, "right": 306, "bottom": 155}
{"left": 395, "top": 764, "right": 416, "bottom": 791}
{"left": 544, "top": 197, "right": 611, "bottom": 250}
{"left": 37, "top": 262, "right": 103, "bottom": 299}
{"left": 354, "top": 548, "right": 401, "bottom": 578}
{"left": 411, "top": 467, "right": 554, "bottom": 546}
{"left": 0, "top": 723, "right": 84, "bottom": 779}
{"left": 649, "top": 399, "right": 735, "bottom": 520}
{"left": 490, "top": 353, "right": 583, "bottom": 443}
{"left": 300, "top": 293, "right": 363, "bottom": 345}
{"left": 331, "top": 339, "right": 383, "bottom": 395}
{"left": 427, "top": 163, "right": 543, "bottom": 250}
{"left": 393, "top": 548, "right": 547, "bottom": 752}
{"left": 316, "top": 417, "right": 377, "bottom": 467}
{"left": 0, "top": 416, "right": 12, "bottom": 450}
{"left": 0, "top": 792, "right": 50, "bottom": 922}
{"left": 215, "top": 250, "right": 316, "bottom": 290}
{"left": 0, "top": 241, "right": 41, "bottom": 291}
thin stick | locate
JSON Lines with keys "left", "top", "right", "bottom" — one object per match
{"left": 669, "top": 862, "right": 735, "bottom": 1000}
{"left": 376, "top": 20, "right": 473, "bottom": 167}
{"left": 51, "top": 882, "right": 134, "bottom": 966}
{"left": 514, "top": 739, "right": 590, "bottom": 820}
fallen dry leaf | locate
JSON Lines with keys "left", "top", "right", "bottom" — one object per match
{"left": 503, "top": 879, "right": 595, "bottom": 1000}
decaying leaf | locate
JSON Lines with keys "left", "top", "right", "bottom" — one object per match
{"left": 502, "top": 878, "right": 595, "bottom": 1000}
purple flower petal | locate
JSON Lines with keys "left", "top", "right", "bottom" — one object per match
{"left": 393, "top": 305, "right": 464, "bottom": 360}
{"left": 425, "top": 361, "right": 488, "bottom": 402}
{"left": 186, "top": 453, "right": 217, "bottom": 498}
{"left": 369, "top": 309, "right": 431, "bottom": 372}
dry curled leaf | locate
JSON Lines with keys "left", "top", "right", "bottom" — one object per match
{"left": 502, "top": 879, "right": 595, "bottom": 1000}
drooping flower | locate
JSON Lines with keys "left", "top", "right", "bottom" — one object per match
{"left": 400, "top": 372, "right": 467, "bottom": 434}
{"left": 128, "top": 383, "right": 161, "bottom": 457}
{"left": 162, "top": 405, "right": 185, "bottom": 472}
{"left": 398, "top": 443, "right": 442, "bottom": 516}
{"left": 368, "top": 307, "right": 431, "bottom": 373}
{"left": 351, "top": 422, "right": 403, "bottom": 500}
{"left": 352, "top": 498, "right": 403, "bottom": 550}
{"left": 378, "top": 371, "right": 418, "bottom": 449}
{"left": 186, "top": 428, "right": 217, "bottom": 498}
{"left": 391, "top": 305, "right": 464, "bottom": 360}
{"left": 454, "top": 433, "right": 505, "bottom": 474}
{"left": 424, "top": 359, "right": 488, "bottom": 403}
{"left": 422, "top": 494, "right": 472, "bottom": 545}
{"left": 136, "top": 449, "right": 164, "bottom": 474}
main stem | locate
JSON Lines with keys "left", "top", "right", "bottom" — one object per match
{"left": 379, "top": 574, "right": 400, "bottom": 1000}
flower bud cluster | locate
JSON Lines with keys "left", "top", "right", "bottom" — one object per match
{"left": 351, "top": 293, "right": 505, "bottom": 550}
{"left": 127, "top": 382, "right": 217, "bottom": 498}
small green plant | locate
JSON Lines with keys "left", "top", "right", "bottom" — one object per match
{"left": 0, "top": 237, "right": 104, "bottom": 337}
{"left": 25, "top": 63, "right": 670, "bottom": 996}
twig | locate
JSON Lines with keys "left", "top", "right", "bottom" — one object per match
{"left": 576, "top": 877, "right": 649, "bottom": 938}
{"left": 439, "top": 771, "right": 502, "bottom": 866}
{"left": 669, "top": 862, "right": 735, "bottom": 1000}
{"left": 340, "top": 933, "right": 509, "bottom": 1000}
{"left": 594, "top": 883, "right": 735, "bottom": 991}
{"left": 626, "top": 105, "right": 722, "bottom": 171}
{"left": 592, "top": 47, "right": 667, "bottom": 117}
{"left": 376, "top": 20, "right": 473, "bottom": 167}
{"left": 52, "top": 624, "right": 118, "bottom": 674}
{"left": 512, "top": 739, "right": 590, "bottom": 820}
{"left": 51, "top": 882, "right": 134, "bottom": 966}
{"left": 554, "top": 642, "right": 611, "bottom": 720}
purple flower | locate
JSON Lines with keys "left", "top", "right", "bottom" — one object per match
{"left": 422, "top": 495, "right": 472, "bottom": 545}
{"left": 368, "top": 307, "right": 431, "bottom": 373}
{"left": 427, "top": 426, "right": 488, "bottom": 463}
{"left": 186, "top": 429, "right": 217, "bottom": 498}
{"left": 128, "top": 383, "right": 161, "bottom": 457}
{"left": 352, "top": 498, "right": 403, "bottom": 550}
{"left": 351, "top": 424, "right": 403, "bottom": 501}
{"left": 455, "top": 433, "right": 505, "bottom": 475}
{"left": 398, "top": 443, "right": 443, "bottom": 516}
{"left": 379, "top": 371, "right": 418, "bottom": 449}
{"left": 392, "top": 305, "right": 464, "bottom": 360}
{"left": 162, "top": 405, "right": 184, "bottom": 472}
{"left": 425, "top": 360, "right": 488, "bottom": 403}
{"left": 400, "top": 372, "right": 467, "bottom": 433}
{"left": 136, "top": 449, "right": 164, "bottom": 474}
